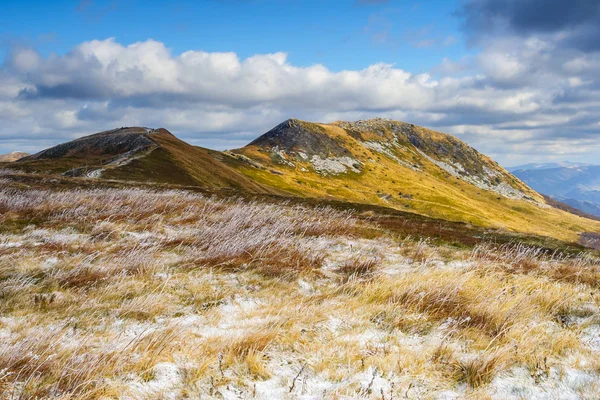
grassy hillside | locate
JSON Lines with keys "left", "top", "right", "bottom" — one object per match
{"left": 232, "top": 119, "right": 600, "bottom": 242}
{"left": 103, "top": 129, "right": 278, "bottom": 193}
{"left": 11, "top": 127, "right": 280, "bottom": 194}
{"left": 1, "top": 180, "right": 599, "bottom": 399}
{"left": 6, "top": 121, "right": 599, "bottom": 243}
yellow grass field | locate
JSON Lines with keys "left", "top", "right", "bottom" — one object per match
{"left": 1, "top": 180, "right": 599, "bottom": 399}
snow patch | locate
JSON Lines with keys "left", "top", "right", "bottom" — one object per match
{"left": 28, "top": 228, "right": 87, "bottom": 245}
{"left": 192, "top": 297, "right": 269, "bottom": 339}
{"left": 86, "top": 169, "right": 103, "bottom": 178}
{"left": 582, "top": 322, "right": 600, "bottom": 352}
{"left": 297, "top": 279, "right": 314, "bottom": 295}
{"left": 490, "top": 366, "right": 597, "bottom": 400}
{"left": 126, "top": 362, "right": 182, "bottom": 400}
{"left": 43, "top": 257, "right": 59, "bottom": 270}
{"left": 0, "top": 238, "right": 23, "bottom": 248}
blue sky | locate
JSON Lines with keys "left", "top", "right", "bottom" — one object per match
{"left": 1, "top": 0, "right": 466, "bottom": 72}
{"left": 1, "top": 0, "right": 599, "bottom": 166}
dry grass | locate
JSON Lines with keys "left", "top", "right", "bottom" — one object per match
{"left": 453, "top": 349, "right": 508, "bottom": 388}
{"left": 471, "top": 242, "right": 600, "bottom": 287}
{"left": 0, "top": 186, "right": 599, "bottom": 399}
{"left": 336, "top": 256, "right": 380, "bottom": 281}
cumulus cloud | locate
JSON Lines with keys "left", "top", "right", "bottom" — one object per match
{"left": 1, "top": 27, "right": 600, "bottom": 165}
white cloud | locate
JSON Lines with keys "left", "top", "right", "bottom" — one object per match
{"left": 1, "top": 37, "right": 600, "bottom": 165}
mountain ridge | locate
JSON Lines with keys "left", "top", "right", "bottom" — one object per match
{"left": 508, "top": 161, "right": 590, "bottom": 172}
{"left": 231, "top": 118, "right": 599, "bottom": 241}
{"left": 4, "top": 118, "right": 600, "bottom": 242}
{"left": 234, "top": 117, "right": 543, "bottom": 202}
{"left": 13, "top": 126, "right": 279, "bottom": 193}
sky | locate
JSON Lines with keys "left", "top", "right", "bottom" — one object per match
{"left": 0, "top": 0, "right": 599, "bottom": 166}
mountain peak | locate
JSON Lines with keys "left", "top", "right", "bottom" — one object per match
{"left": 240, "top": 117, "right": 540, "bottom": 203}
{"left": 20, "top": 127, "right": 164, "bottom": 162}
{"left": 248, "top": 118, "right": 351, "bottom": 158}
{"left": 334, "top": 117, "right": 394, "bottom": 126}
{"left": 8, "top": 125, "right": 272, "bottom": 192}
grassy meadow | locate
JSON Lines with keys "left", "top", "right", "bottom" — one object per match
{"left": 1, "top": 173, "right": 599, "bottom": 399}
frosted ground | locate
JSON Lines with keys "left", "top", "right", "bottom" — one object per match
{"left": 0, "top": 186, "right": 599, "bottom": 399}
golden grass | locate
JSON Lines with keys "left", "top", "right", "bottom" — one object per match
{"left": 453, "top": 349, "right": 509, "bottom": 388}
{"left": 336, "top": 256, "right": 380, "bottom": 281}
{"left": 0, "top": 186, "right": 598, "bottom": 398}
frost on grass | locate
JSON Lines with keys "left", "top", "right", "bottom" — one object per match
{"left": 0, "top": 186, "right": 599, "bottom": 399}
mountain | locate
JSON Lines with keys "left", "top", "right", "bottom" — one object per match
{"left": 239, "top": 118, "right": 538, "bottom": 202}
{"left": 6, "top": 120, "right": 600, "bottom": 242}
{"left": 511, "top": 163, "right": 600, "bottom": 217}
{"left": 15, "top": 127, "right": 275, "bottom": 193}
{"left": 507, "top": 161, "right": 589, "bottom": 172}
{"left": 231, "top": 118, "right": 600, "bottom": 241}
{"left": 0, "top": 151, "right": 29, "bottom": 162}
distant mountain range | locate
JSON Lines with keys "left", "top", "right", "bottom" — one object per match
{"left": 510, "top": 163, "right": 600, "bottom": 217}
{"left": 507, "top": 161, "right": 590, "bottom": 172}
{"left": 2, "top": 119, "right": 600, "bottom": 242}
